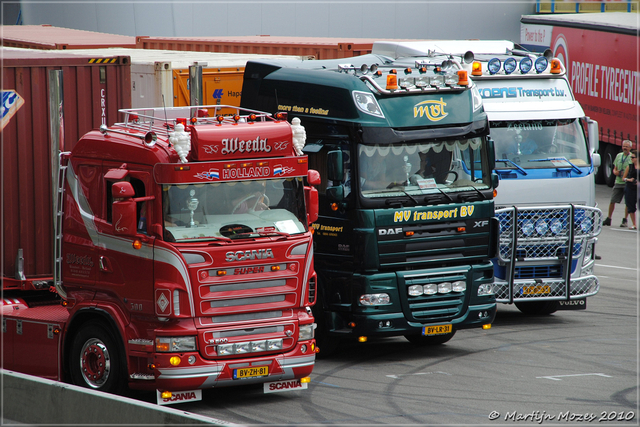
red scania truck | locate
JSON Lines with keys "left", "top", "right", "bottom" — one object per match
{"left": 2, "top": 99, "right": 320, "bottom": 404}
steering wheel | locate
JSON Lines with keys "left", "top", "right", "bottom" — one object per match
{"left": 231, "top": 193, "right": 270, "bottom": 214}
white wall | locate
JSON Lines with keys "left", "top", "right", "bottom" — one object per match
{"left": 15, "top": 1, "right": 536, "bottom": 42}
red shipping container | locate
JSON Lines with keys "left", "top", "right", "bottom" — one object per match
{"left": 1, "top": 48, "right": 131, "bottom": 280}
{"left": 0, "top": 24, "right": 137, "bottom": 50}
{"left": 136, "top": 35, "right": 417, "bottom": 59}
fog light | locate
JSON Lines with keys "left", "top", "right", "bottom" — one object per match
{"left": 423, "top": 284, "right": 438, "bottom": 295}
{"left": 482, "top": 324, "right": 492, "bottom": 330}
{"left": 170, "top": 356, "right": 181, "bottom": 366}
{"left": 478, "top": 283, "right": 494, "bottom": 296}
{"left": 301, "top": 344, "right": 307, "bottom": 353}
{"left": 438, "top": 282, "right": 452, "bottom": 293}
{"left": 188, "top": 355, "right": 196, "bottom": 365}
{"left": 267, "top": 339, "right": 283, "bottom": 350}
{"left": 408, "top": 285, "right": 423, "bottom": 296}
{"left": 452, "top": 281, "right": 466, "bottom": 292}
{"left": 251, "top": 340, "right": 267, "bottom": 352}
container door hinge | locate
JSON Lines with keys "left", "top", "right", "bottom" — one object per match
{"left": 16, "top": 320, "right": 22, "bottom": 335}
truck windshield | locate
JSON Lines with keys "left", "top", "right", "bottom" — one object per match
{"left": 162, "top": 177, "right": 308, "bottom": 242}
{"left": 492, "top": 119, "right": 590, "bottom": 169}
{"left": 357, "top": 138, "right": 491, "bottom": 198}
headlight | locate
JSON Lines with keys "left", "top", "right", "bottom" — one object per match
{"left": 359, "top": 293, "right": 391, "bottom": 306}
{"left": 488, "top": 58, "right": 501, "bottom": 75}
{"left": 299, "top": 323, "right": 315, "bottom": 341}
{"left": 504, "top": 57, "right": 517, "bottom": 74}
{"left": 521, "top": 219, "right": 534, "bottom": 236}
{"left": 423, "top": 284, "right": 438, "bottom": 295}
{"left": 438, "top": 282, "right": 452, "bottom": 293}
{"left": 579, "top": 217, "right": 593, "bottom": 233}
{"left": 408, "top": 285, "right": 423, "bottom": 296}
{"left": 519, "top": 57, "right": 533, "bottom": 74}
{"left": 156, "top": 336, "right": 196, "bottom": 353}
{"left": 452, "top": 281, "right": 466, "bottom": 292}
{"left": 471, "top": 85, "right": 483, "bottom": 112}
{"left": 535, "top": 219, "right": 549, "bottom": 235}
{"left": 478, "top": 283, "right": 494, "bottom": 296}
{"left": 550, "top": 218, "right": 563, "bottom": 235}
{"left": 535, "top": 57, "right": 548, "bottom": 73}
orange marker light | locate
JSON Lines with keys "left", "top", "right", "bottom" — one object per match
{"left": 405, "top": 231, "right": 415, "bottom": 237}
{"left": 133, "top": 240, "right": 142, "bottom": 250}
{"left": 330, "top": 203, "right": 339, "bottom": 211}
{"left": 550, "top": 58, "right": 562, "bottom": 74}
{"left": 471, "top": 61, "right": 482, "bottom": 76}
{"left": 457, "top": 226, "right": 466, "bottom": 232}
{"left": 217, "top": 270, "right": 227, "bottom": 276}
{"left": 457, "top": 70, "right": 469, "bottom": 86}
{"left": 386, "top": 74, "right": 399, "bottom": 90}
{"left": 271, "top": 265, "right": 281, "bottom": 271}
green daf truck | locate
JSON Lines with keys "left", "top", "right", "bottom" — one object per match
{"left": 241, "top": 54, "right": 499, "bottom": 353}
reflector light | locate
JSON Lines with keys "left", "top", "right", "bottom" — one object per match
{"left": 519, "top": 57, "right": 533, "bottom": 74}
{"left": 504, "top": 57, "right": 517, "bottom": 74}
{"left": 358, "top": 336, "right": 368, "bottom": 343}
{"left": 233, "top": 115, "right": 241, "bottom": 123}
{"left": 133, "top": 240, "right": 142, "bottom": 250}
{"left": 471, "top": 61, "right": 482, "bottom": 76}
{"left": 330, "top": 203, "right": 339, "bottom": 211}
{"left": 216, "top": 115, "right": 224, "bottom": 123}
{"left": 174, "top": 165, "right": 190, "bottom": 171}
{"left": 275, "top": 112, "right": 288, "bottom": 120}
{"left": 487, "top": 58, "right": 501, "bottom": 75}
{"left": 176, "top": 118, "right": 187, "bottom": 127}
{"left": 170, "top": 356, "right": 181, "bottom": 366}
{"left": 301, "top": 377, "right": 311, "bottom": 383}
{"left": 348, "top": 322, "right": 356, "bottom": 328}
{"left": 241, "top": 162, "right": 253, "bottom": 168}
{"left": 248, "top": 113, "right": 257, "bottom": 121}
{"left": 534, "top": 57, "right": 548, "bottom": 73}
{"left": 404, "top": 67, "right": 412, "bottom": 73}
{"left": 271, "top": 265, "right": 281, "bottom": 271}
{"left": 217, "top": 270, "right": 227, "bottom": 276}
{"left": 386, "top": 74, "right": 399, "bottom": 90}
{"left": 190, "top": 117, "right": 198, "bottom": 124}
{"left": 161, "top": 391, "right": 172, "bottom": 399}
{"left": 483, "top": 324, "right": 492, "bottom": 330}
{"left": 550, "top": 58, "right": 562, "bottom": 74}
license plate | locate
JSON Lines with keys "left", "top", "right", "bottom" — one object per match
{"left": 156, "top": 389, "right": 202, "bottom": 405}
{"left": 522, "top": 285, "right": 551, "bottom": 295}
{"left": 233, "top": 366, "right": 269, "bottom": 379}
{"left": 423, "top": 324, "right": 452, "bottom": 336}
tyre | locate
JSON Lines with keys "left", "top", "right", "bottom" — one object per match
{"left": 514, "top": 301, "right": 559, "bottom": 315}
{"left": 603, "top": 144, "right": 619, "bottom": 187}
{"left": 70, "top": 320, "right": 126, "bottom": 394}
{"left": 404, "top": 330, "right": 456, "bottom": 346}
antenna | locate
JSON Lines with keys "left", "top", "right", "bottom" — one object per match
{"left": 162, "top": 95, "right": 171, "bottom": 147}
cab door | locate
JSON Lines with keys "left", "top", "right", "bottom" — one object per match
{"left": 94, "top": 164, "right": 156, "bottom": 318}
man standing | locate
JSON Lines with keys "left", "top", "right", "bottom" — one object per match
{"left": 603, "top": 139, "right": 633, "bottom": 226}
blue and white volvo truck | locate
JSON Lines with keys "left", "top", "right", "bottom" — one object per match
{"left": 373, "top": 40, "right": 603, "bottom": 315}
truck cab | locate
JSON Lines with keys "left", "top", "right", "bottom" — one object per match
{"left": 372, "top": 40, "right": 603, "bottom": 315}
{"left": 241, "top": 55, "right": 498, "bottom": 352}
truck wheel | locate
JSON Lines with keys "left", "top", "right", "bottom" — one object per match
{"left": 404, "top": 331, "right": 456, "bottom": 346}
{"left": 514, "top": 301, "right": 559, "bottom": 315}
{"left": 70, "top": 320, "right": 126, "bottom": 394}
{"left": 602, "top": 144, "right": 619, "bottom": 187}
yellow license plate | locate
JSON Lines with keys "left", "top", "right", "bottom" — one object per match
{"left": 423, "top": 324, "right": 452, "bottom": 336}
{"left": 522, "top": 285, "right": 551, "bottom": 295}
{"left": 234, "top": 366, "right": 269, "bottom": 379}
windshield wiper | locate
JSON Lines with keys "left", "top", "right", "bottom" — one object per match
{"left": 527, "top": 157, "right": 583, "bottom": 174}
{"left": 496, "top": 158, "right": 528, "bottom": 176}
{"left": 424, "top": 186, "right": 453, "bottom": 203}
{"left": 460, "top": 184, "right": 487, "bottom": 201}
{"left": 387, "top": 184, "right": 419, "bottom": 205}
{"left": 230, "top": 230, "right": 290, "bottom": 240}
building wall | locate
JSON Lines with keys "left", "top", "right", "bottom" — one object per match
{"left": 12, "top": 1, "right": 536, "bottom": 43}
